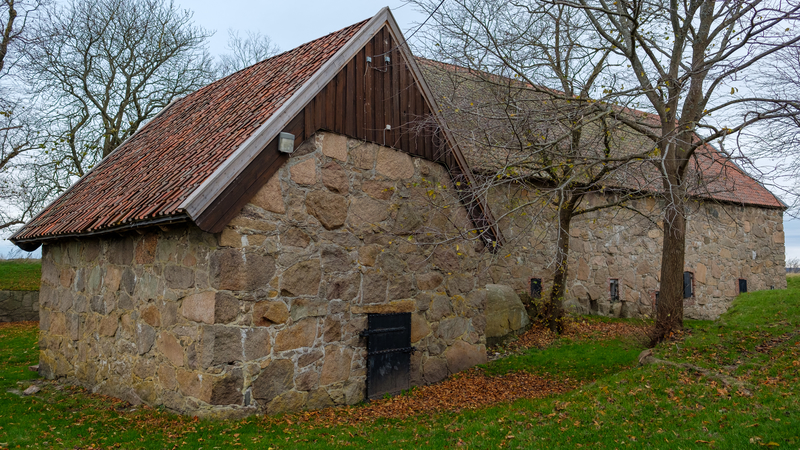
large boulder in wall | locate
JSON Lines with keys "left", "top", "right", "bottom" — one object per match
{"left": 484, "top": 284, "right": 530, "bottom": 345}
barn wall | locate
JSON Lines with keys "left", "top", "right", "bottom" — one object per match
{"left": 481, "top": 184, "right": 787, "bottom": 320}
{"left": 35, "top": 130, "right": 785, "bottom": 419}
{"left": 37, "top": 131, "right": 489, "bottom": 418}
{"left": 0, "top": 290, "right": 39, "bottom": 322}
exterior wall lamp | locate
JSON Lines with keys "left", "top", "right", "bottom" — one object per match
{"left": 278, "top": 132, "right": 295, "bottom": 153}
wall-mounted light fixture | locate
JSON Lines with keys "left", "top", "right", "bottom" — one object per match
{"left": 278, "top": 132, "right": 295, "bottom": 154}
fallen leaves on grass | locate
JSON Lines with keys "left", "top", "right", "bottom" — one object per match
{"left": 278, "top": 318, "right": 649, "bottom": 427}
{"left": 0, "top": 321, "right": 38, "bottom": 331}
{"left": 506, "top": 318, "right": 650, "bottom": 352}
{"left": 754, "top": 330, "right": 800, "bottom": 354}
{"left": 295, "top": 369, "right": 576, "bottom": 427}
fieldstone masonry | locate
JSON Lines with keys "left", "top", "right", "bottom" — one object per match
{"left": 36, "top": 131, "right": 786, "bottom": 418}
{"left": 484, "top": 185, "right": 786, "bottom": 320}
{"left": 0, "top": 290, "right": 39, "bottom": 322}
{"left": 37, "top": 132, "right": 490, "bottom": 418}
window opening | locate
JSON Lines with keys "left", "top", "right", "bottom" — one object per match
{"left": 683, "top": 272, "right": 694, "bottom": 299}
{"left": 360, "top": 313, "right": 413, "bottom": 399}
{"left": 609, "top": 279, "right": 620, "bottom": 302}
{"left": 530, "top": 278, "right": 542, "bottom": 299}
{"left": 738, "top": 278, "right": 748, "bottom": 294}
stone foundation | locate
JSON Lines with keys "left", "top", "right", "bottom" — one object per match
{"left": 0, "top": 290, "right": 39, "bottom": 322}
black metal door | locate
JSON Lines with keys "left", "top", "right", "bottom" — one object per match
{"left": 361, "top": 313, "right": 412, "bottom": 399}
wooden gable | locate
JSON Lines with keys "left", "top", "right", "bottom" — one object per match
{"left": 196, "top": 25, "right": 459, "bottom": 234}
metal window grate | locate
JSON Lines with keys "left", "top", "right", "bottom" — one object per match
{"left": 610, "top": 279, "right": 620, "bottom": 302}
{"left": 361, "top": 313, "right": 413, "bottom": 399}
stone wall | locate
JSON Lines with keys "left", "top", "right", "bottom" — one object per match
{"left": 35, "top": 130, "right": 786, "bottom": 418}
{"left": 37, "top": 132, "right": 489, "bottom": 418}
{"left": 0, "top": 290, "right": 39, "bottom": 322}
{"left": 482, "top": 185, "right": 786, "bottom": 320}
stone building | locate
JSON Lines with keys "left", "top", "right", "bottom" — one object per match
{"left": 9, "top": 8, "right": 785, "bottom": 417}
{"left": 419, "top": 58, "right": 787, "bottom": 320}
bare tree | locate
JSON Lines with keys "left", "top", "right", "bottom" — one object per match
{"left": 1, "top": 0, "right": 43, "bottom": 77}
{"left": 0, "top": 0, "right": 49, "bottom": 233}
{"left": 216, "top": 29, "right": 280, "bottom": 78}
{"left": 22, "top": 0, "right": 214, "bottom": 190}
{"left": 555, "top": 0, "right": 800, "bottom": 343}
{"left": 414, "top": 0, "right": 800, "bottom": 339}
{"left": 738, "top": 44, "right": 800, "bottom": 214}
{"left": 787, "top": 257, "right": 800, "bottom": 273}
{"left": 414, "top": 0, "right": 656, "bottom": 332}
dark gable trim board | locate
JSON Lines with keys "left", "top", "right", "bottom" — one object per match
{"left": 194, "top": 114, "right": 299, "bottom": 233}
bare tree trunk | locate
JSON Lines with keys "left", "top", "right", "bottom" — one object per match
{"left": 652, "top": 181, "right": 686, "bottom": 345}
{"left": 546, "top": 200, "right": 573, "bottom": 334}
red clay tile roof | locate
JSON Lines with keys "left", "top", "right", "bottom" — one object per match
{"left": 12, "top": 20, "right": 783, "bottom": 247}
{"left": 12, "top": 19, "right": 368, "bottom": 242}
{"left": 689, "top": 143, "right": 785, "bottom": 208}
{"left": 418, "top": 58, "right": 785, "bottom": 210}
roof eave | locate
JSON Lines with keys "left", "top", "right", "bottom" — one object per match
{"left": 9, "top": 214, "right": 191, "bottom": 251}
{"left": 8, "top": 98, "right": 183, "bottom": 247}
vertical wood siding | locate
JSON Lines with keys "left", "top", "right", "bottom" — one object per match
{"left": 301, "top": 26, "right": 455, "bottom": 168}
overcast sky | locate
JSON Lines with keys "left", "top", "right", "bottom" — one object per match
{"left": 1, "top": 1, "right": 798, "bottom": 262}
{"left": 190, "top": 0, "right": 425, "bottom": 56}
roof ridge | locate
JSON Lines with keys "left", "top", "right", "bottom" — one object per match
{"left": 415, "top": 56, "right": 664, "bottom": 125}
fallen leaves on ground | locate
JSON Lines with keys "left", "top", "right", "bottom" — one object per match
{"left": 505, "top": 318, "right": 650, "bottom": 352}
{"left": 294, "top": 369, "right": 576, "bottom": 427}
{"left": 290, "top": 319, "right": 649, "bottom": 427}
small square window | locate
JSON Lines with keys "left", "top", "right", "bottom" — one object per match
{"left": 530, "top": 278, "right": 542, "bottom": 299}
{"left": 609, "top": 279, "right": 620, "bottom": 302}
{"left": 683, "top": 272, "right": 694, "bottom": 299}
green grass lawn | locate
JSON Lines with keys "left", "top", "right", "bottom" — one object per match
{"left": 1, "top": 279, "right": 798, "bottom": 449}
{"left": 0, "top": 260, "right": 41, "bottom": 291}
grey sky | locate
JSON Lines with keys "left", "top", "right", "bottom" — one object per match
{"left": 2, "top": 1, "right": 798, "bottom": 261}
{"left": 188, "top": 1, "right": 425, "bottom": 56}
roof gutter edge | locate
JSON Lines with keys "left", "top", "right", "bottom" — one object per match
{"left": 9, "top": 214, "right": 191, "bottom": 252}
